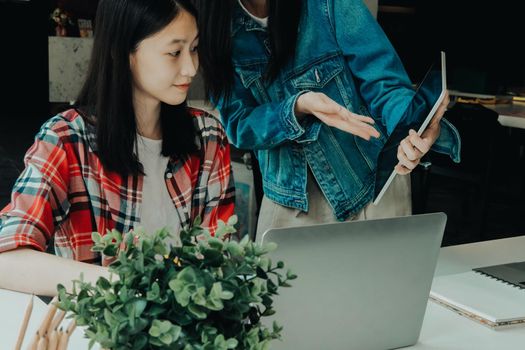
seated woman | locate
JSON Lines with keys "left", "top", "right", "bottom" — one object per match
{"left": 0, "top": 0, "right": 235, "bottom": 296}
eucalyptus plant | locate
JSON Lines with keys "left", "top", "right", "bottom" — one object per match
{"left": 56, "top": 216, "right": 296, "bottom": 350}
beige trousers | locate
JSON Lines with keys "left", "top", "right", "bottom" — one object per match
{"left": 256, "top": 170, "right": 412, "bottom": 237}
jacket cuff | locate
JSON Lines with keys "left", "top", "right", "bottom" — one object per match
{"left": 295, "top": 119, "right": 323, "bottom": 143}
{"left": 431, "top": 117, "right": 461, "bottom": 163}
{"left": 281, "top": 92, "right": 309, "bottom": 140}
{"left": 282, "top": 90, "right": 324, "bottom": 143}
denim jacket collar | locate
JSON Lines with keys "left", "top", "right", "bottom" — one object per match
{"left": 232, "top": 2, "right": 267, "bottom": 35}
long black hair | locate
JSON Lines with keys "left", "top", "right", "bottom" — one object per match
{"left": 196, "top": 0, "right": 302, "bottom": 102}
{"left": 75, "top": 0, "right": 199, "bottom": 176}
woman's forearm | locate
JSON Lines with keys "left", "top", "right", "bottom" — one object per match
{"left": 0, "top": 248, "right": 111, "bottom": 296}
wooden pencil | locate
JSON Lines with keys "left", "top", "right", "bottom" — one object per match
{"left": 26, "top": 330, "right": 39, "bottom": 350}
{"left": 65, "top": 319, "right": 76, "bottom": 335}
{"left": 14, "top": 294, "right": 33, "bottom": 350}
{"left": 56, "top": 329, "right": 70, "bottom": 350}
{"left": 37, "top": 296, "right": 58, "bottom": 336}
{"left": 48, "top": 329, "right": 58, "bottom": 350}
{"left": 35, "top": 335, "right": 47, "bottom": 350}
{"left": 55, "top": 327, "right": 63, "bottom": 348}
{"left": 49, "top": 310, "right": 66, "bottom": 335}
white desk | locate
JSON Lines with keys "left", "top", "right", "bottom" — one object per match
{"left": 2, "top": 236, "right": 524, "bottom": 349}
{"left": 485, "top": 103, "right": 525, "bottom": 130}
{"left": 0, "top": 289, "right": 97, "bottom": 349}
{"left": 413, "top": 235, "right": 525, "bottom": 349}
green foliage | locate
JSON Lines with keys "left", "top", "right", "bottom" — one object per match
{"left": 56, "top": 216, "right": 296, "bottom": 350}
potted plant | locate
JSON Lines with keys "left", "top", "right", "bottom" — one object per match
{"left": 50, "top": 7, "right": 75, "bottom": 37}
{"left": 56, "top": 216, "right": 296, "bottom": 350}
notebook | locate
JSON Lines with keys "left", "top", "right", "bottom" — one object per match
{"left": 373, "top": 51, "right": 447, "bottom": 205}
{"left": 260, "top": 212, "right": 447, "bottom": 350}
{"left": 430, "top": 261, "right": 525, "bottom": 328}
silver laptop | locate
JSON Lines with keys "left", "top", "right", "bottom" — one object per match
{"left": 260, "top": 212, "right": 447, "bottom": 350}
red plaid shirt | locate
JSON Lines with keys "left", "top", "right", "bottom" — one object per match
{"left": 0, "top": 108, "right": 235, "bottom": 264}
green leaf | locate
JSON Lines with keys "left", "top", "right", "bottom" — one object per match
{"left": 133, "top": 299, "right": 147, "bottom": 317}
{"left": 208, "top": 237, "right": 224, "bottom": 250}
{"left": 226, "top": 241, "right": 244, "bottom": 257}
{"left": 159, "top": 320, "right": 171, "bottom": 333}
{"left": 103, "top": 244, "right": 118, "bottom": 257}
{"left": 286, "top": 270, "right": 298, "bottom": 280}
{"left": 263, "top": 242, "right": 277, "bottom": 252}
{"left": 193, "top": 215, "right": 202, "bottom": 227}
{"left": 262, "top": 308, "right": 276, "bottom": 316}
{"left": 160, "top": 333, "right": 173, "bottom": 345}
{"left": 146, "top": 282, "right": 160, "bottom": 301}
{"left": 105, "top": 293, "right": 117, "bottom": 306}
{"left": 178, "top": 266, "right": 197, "bottom": 283}
{"left": 256, "top": 267, "right": 268, "bottom": 279}
{"left": 227, "top": 214, "right": 238, "bottom": 226}
{"left": 225, "top": 338, "right": 238, "bottom": 349}
{"left": 131, "top": 334, "right": 148, "bottom": 350}
{"left": 91, "top": 231, "right": 102, "bottom": 244}
{"left": 96, "top": 277, "right": 111, "bottom": 290}
{"left": 188, "top": 304, "right": 207, "bottom": 319}
{"left": 149, "top": 325, "right": 161, "bottom": 337}
{"left": 104, "top": 308, "right": 117, "bottom": 327}
{"left": 194, "top": 290, "right": 208, "bottom": 307}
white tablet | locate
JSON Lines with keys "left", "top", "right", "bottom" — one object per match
{"left": 373, "top": 51, "right": 447, "bottom": 205}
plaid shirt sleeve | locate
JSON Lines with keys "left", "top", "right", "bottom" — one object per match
{"left": 0, "top": 117, "right": 70, "bottom": 253}
{"left": 192, "top": 111, "right": 236, "bottom": 235}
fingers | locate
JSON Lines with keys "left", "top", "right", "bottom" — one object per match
{"left": 338, "top": 106, "right": 376, "bottom": 125}
{"left": 315, "top": 111, "right": 380, "bottom": 140}
{"left": 299, "top": 92, "right": 381, "bottom": 140}
{"left": 397, "top": 145, "right": 420, "bottom": 171}
{"left": 407, "top": 129, "right": 431, "bottom": 154}
{"left": 318, "top": 96, "right": 374, "bottom": 123}
{"left": 400, "top": 138, "right": 420, "bottom": 161}
{"left": 397, "top": 134, "right": 422, "bottom": 173}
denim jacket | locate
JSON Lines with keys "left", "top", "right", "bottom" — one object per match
{"left": 217, "top": 0, "right": 461, "bottom": 220}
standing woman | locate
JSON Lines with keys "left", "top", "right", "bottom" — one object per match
{"left": 0, "top": 0, "right": 235, "bottom": 296}
{"left": 196, "top": 0, "right": 460, "bottom": 235}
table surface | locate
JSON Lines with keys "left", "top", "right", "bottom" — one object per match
{"left": 413, "top": 235, "right": 525, "bottom": 349}
{"left": 2, "top": 236, "right": 524, "bottom": 349}
{"left": 0, "top": 289, "right": 98, "bottom": 349}
{"left": 486, "top": 103, "right": 525, "bottom": 129}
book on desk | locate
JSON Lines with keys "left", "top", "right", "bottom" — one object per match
{"left": 430, "top": 261, "right": 525, "bottom": 328}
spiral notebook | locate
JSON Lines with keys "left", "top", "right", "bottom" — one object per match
{"left": 430, "top": 261, "right": 525, "bottom": 328}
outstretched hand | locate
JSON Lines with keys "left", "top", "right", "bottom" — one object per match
{"left": 295, "top": 92, "right": 380, "bottom": 141}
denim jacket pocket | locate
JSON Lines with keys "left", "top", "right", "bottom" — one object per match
{"left": 235, "top": 62, "right": 271, "bottom": 104}
{"left": 291, "top": 58, "right": 344, "bottom": 90}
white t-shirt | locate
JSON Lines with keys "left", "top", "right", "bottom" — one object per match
{"left": 136, "top": 135, "right": 180, "bottom": 236}
{"left": 238, "top": 0, "right": 268, "bottom": 27}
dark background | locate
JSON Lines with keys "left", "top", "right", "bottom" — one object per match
{"left": 1, "top": 0, "right": 524, "bottom": 246}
